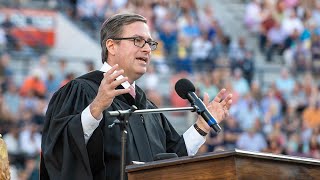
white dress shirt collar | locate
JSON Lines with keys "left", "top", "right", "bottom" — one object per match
{"left": 100, "top": 62, "right": 135, "bottom": 89}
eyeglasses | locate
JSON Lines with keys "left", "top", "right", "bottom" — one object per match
{"left": 112, "top": 36, "right": 158, "bottom": 51}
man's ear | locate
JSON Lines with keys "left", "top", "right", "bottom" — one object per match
{"left": 106, "top": 39, "right": 116, "bottom": 56}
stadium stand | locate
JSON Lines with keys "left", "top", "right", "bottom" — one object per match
{"left": 0, "top": 0, "right": 320, "bottom": 179}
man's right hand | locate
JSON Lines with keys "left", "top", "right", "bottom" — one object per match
{"left": 90, "top": 64, "right": 131, "bottom": 119}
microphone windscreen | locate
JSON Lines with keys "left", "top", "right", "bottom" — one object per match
{"left": 175, "top": 78, "right": 195, "bottom": 99}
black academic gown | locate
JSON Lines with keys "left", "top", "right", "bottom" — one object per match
{"left": 40, "top": 70, "right": 188, "bottom": 180}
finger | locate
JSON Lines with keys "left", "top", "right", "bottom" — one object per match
{"left": 225, "top": 99, "right": 233, "bottom": 109}
{"left": 114, "top": 88, "right": 131, "bottom": 96}
{"left": 101, "top": 72, "right": 114, "bottom": 85}
{"left": 101, "top": 73, "right": 107, "bottom": 83}
{"left": 220, "top": 98, "right": 227, "bottom": 107}
{"left": 105, "top": 64, "right": 119, "bottom": 76}
{"left": 203, "top": 92, "right": 210, "bottom": 106}
{"left": 108, "top": 69, "right": 125, "bottom": 83}
{"left": 220, "top": 94, "right": 233, "bottom": 111}
{"left": 101, "top": 72, "right": 112, "bottom": 86}
{"left": 225, "top": 94, "right": 233, "bottom": 107}
{"left": 110, "top": 76, "right": 128, "bottom": 89}
{"left": 220, "top": 93, "right": 232, "bottom": 107}
{"left": 213, "top": 88, "right": 226, "bottom": 103}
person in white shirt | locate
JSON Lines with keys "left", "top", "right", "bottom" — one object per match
{"left": 40, "top": 13, "right": 232, "bottom": 180}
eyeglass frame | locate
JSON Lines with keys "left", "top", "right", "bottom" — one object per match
{"left": 111, "top": 36, "right": 158, "bottom": 51}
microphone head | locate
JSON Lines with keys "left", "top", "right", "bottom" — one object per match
{"left": 175, "top": 78, "right": 196, "bottom": 99}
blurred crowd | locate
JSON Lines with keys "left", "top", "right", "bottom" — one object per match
{"left": 0, "top": 0, "right": 320, "bottom": 179}
{"left": 0, "top": 53, "right": 93, "bottom": 179}
{"left": 200, "top": 0, "right": 320, "bottom": 159}
{"left": 244, "top": 0, "right": 320, "bottom": 73}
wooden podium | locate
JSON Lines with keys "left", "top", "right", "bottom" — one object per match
{"left": 126, "top": 149, "right": 320, "bottom": 179}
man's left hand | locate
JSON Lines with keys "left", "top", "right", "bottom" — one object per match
{"left": 195, "top": 89, "right": 232, "bottom": 134}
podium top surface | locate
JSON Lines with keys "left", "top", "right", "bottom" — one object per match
{"left": 126, "top": 149, "right": 320, "bottom": 173}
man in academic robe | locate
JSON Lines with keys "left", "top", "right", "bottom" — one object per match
{"left": 40, "top": 13, "right": 232, "bottom": 180}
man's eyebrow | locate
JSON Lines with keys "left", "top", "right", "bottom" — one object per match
{"left": 131, "top": 35, "right": 153, "bottom": 41}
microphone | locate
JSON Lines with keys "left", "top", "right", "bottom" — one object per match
{"left": 175, "top": 78, "right": 221, "bottom": 133}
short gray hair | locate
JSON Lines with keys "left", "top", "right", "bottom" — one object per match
{"left": 100, "top": 13, "right": 147, "bottom": 63}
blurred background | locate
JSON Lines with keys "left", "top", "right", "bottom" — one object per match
{"left": 0, "top": 0, "right": 320, "bottom": 179}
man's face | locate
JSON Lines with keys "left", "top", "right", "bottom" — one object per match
{"left": 110, "top": 21, "right": 152, "bottom": 83}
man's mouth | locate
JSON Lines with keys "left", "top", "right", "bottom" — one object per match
{"left": 136, "top": 57, "right": 148, "bottom": 63}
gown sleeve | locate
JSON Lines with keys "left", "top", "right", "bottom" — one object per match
{"left": 160, "top": 113, "right": 188, "bottom": 156}
{"left": 40, "top": 79, "right": 100, "bottom": 180}
{"left": 145, "top": 99, "right": 188, "bottom": 157}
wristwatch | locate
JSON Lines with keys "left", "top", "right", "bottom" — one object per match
{"left": 194, "top": 123, "right": 208, "bottom": 136}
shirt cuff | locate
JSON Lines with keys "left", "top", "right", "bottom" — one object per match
{"left": 183, "top": 125, "right": 206, "bottom": 156}
{"left": 81, "top": 105, "right": 102, "bottom": 144}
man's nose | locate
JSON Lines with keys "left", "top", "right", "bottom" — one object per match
{"left": 142, "top": 43, "right": 152, "bottom": 52}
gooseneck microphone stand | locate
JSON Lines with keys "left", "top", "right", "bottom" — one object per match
{"left": 107, "top": 105, "right": 198, "bottom": 180}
